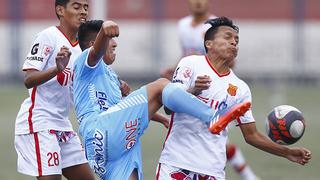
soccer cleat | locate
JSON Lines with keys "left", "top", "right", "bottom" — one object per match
{"left": 209, "top": 101, "right": 251, "bottom": 134}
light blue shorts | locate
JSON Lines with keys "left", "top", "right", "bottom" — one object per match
{"left": 81, "top": 87, "right": 149, "bottom": 179}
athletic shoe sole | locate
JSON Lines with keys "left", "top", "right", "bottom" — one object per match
{"left": 209, "top": 101, "right": 251, "bottom": 134}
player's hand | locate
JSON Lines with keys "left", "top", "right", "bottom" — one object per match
{"left": 120, "top": 80, "right": 131, "bottom": 97}
{"left": 286, "top": 147, "right": 311, "bottom": 165}
{"left": 187, "top": 75, "right": 211, "bottom": 95}
{"left": 152, "top": 113, "right": 170, "bottom": 129}
{"left": 155, "top": 116, "right": 170, "bottom": 129}
{"left": 102, "top": 21, "right": 119, "bottom": 38}
{"left": 55, "top": 46, "right": 71, "bottom": 72}
{"left": 160, "top": 117, "right": 170, "bottom": 129}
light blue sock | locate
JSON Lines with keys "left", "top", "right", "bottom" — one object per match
{"left": 162, "top": 83, "right": 214, "bottom": 123}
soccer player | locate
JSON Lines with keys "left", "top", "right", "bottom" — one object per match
{"left": 161, "top": 1, "right": 258, "bottom": 179}
{"left": 73, "top": 20, "right": 250, "bottom": 180}
{"left": 156, "top": 17, "right": 312, "bottom": 180}
{"left": 14, "top": 0, "right": 95, "bottom": 180}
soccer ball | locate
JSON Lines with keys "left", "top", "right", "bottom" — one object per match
{"left": 265, "top": 105, "right": 305, "bottom": 145}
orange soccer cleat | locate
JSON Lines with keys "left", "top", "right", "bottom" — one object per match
{"left": 209, "top": 101, "right": 251, "bottom": 134}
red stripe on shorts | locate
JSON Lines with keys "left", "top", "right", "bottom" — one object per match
{"left": 34, "top": 133, "right": 42, "bottom": 176}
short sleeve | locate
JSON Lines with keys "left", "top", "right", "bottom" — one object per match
{"left": 236, "top": 84, "right": 255, "bottom": 125}
{"left": 171, "top": 57, "right": 194, "bottom": 90}
{"left": 23, "top": 32, "right": 55, "bottom": 71}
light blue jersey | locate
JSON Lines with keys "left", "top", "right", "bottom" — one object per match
{"left": 73, "top": 48, "right": 122, "bottom": 122}
{"left": 73, "top": 48, "right": 149, "bottom": 180}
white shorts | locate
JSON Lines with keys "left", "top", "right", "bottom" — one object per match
{"left": 156, "top": 163, "right": 218, "bottom": 180}
{"left": 14, "top": 130, "right": 88, "bottom": 177}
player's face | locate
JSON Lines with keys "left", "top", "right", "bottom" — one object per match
{"left": 188, "top": 0, "right": 209, "bottom": 16}
{"left": 103, "top": 39, "right": 117, "bottom": 65}
{"left": 207, "top": 26, "right": 239, "bottom": 63}
{"left": 60, "top": 0, "right": 88, "bottom": 29}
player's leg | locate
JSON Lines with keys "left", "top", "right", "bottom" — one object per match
{"left": 146, "top": 78, "right": 215, "bottom": 122}
{"left": 62, "top": 164, "right": 94, "bottom": 180}
{"left": 129, "top": 168, "right": 139, "bottom": 180}
{"left": 59, "top": 132, "right": 95, "bottom": 180}
{"left": 227, "top": 143, "right": 259, "bottom": 180}
{"left": 146, "top": 78, "right": 251, "bottom": 133}
{"left": 36, "top": 175, "right": 61, "bottom": 180}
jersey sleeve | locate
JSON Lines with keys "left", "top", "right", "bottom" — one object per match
{"left": 171, "top": 57, "right": 194, "bottom": 90}
{"left": 74, "top": 48, "right": 103, "bottom": 80}
{"left": 23, "top": 31, "right": 55, "bottom": 71}
{"left": 236, "top": 84, "right": 255, "bottom": 125}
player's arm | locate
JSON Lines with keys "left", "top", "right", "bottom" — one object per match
{"left": 239, "top": 123, "right": 311, "bottom": 165}
{"left": 24, "top": 47, "right": 71, "bottom": 89}
{"left": 151, "top": 113, "right": 170, "bottom": 129}
{"left": 87, "top": 21, "right": 119, "bottom": 67}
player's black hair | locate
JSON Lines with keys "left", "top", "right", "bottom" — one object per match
{"left": 78, "top": 20, "right": 104, "bottom": 51}
{"left": 204, "top": 16, "right": 239, "bottom": 52}
{"left": 55, "top": 0, "right": 70, "bottom": 19}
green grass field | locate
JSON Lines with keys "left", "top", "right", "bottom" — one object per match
{"left": 1, "top": 83, "right": 319, "bottom": 180}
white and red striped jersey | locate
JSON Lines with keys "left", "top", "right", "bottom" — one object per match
{"left": 15, "top": 26, "right": 81, "bottom": 134}
{"left": 159, "top": 55, "right": 255, "bottom": 179}
{"left": 178, "top": 15, "right": 216, "bottom": 56}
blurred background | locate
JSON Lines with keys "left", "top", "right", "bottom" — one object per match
{"left": 0, "top": 0, "right": 319, "bottom": 179}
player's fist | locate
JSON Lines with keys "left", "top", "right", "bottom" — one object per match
{"left": 120, "top": 80, "right": 131, "bottom": 97}
{"left": 56, "top": 46, "right": 71, "bottom": 72}
{"left": 286, "top": 147, "right": 311, "bottom": 165}
{"left": 188, "top": 75, "right": 211, "bottom": 95}
{"left": 102, "top": 21, "right": 119, "bottom": 38}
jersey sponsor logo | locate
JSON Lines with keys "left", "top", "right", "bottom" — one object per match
{"left": 26, "top": 56, "right": 44, "bottom": 62}
{"left": 96, "top": 91, "right": 109, "bottom": 111}
{"left": 125, "top": 118, "right": 140, "bottom": 150}
{"left": 92, "top": 129, "right": 107, "bottom": 179}
{"left": 172, "top": 79, "right": 183, "bottom": 84}
{"left": 57, "top": 68, "right": 72, "bottom": 86}
{"left": 31, "top": 43, "right": 39, "bottom": 55}
{"left": 227, "top": 83, "right": 238, "bottom": 96}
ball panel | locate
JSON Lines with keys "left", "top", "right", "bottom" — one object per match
{"left": 289, "top": 120, "right": 305, "bottom": 138}
{"left": 274, "top": 105, "right": 301, "bottom": 119}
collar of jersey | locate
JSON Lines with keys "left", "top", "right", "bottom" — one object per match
{"left": 205, "top": 55, "right": 230, "bottom": 77}
{"left": 56, "top": 26, "right": 79, "bottom": 47}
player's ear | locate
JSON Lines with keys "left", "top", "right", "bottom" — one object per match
{"left": 56, "top": 5, "right": 64, "bottom": 18}
{"left": 89, "top": 40, "right": 95, "bottom": 47}
{"left": 205, "top": 40, "right": 212, "bottom": 50}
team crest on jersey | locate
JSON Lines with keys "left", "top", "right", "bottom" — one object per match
{"left": 227, "top": 83, "right": 238, "bottom": 96}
